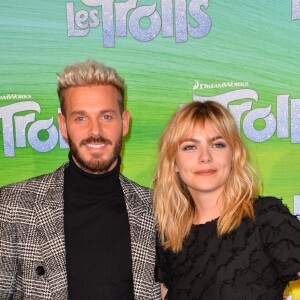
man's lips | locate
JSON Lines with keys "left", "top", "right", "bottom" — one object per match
{"left": 85, "top": 143, "right": 106, "bottom": 149}
{"left": 195, "top": 169, "right": 217, "bottom": 176}
{"left": 80, "top": 137, "right": 112, "bottom": 148}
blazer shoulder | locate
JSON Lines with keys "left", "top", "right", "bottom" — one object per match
{"left": 119, "top": 174, "right": 151, "bottom": 194}
{"left": 0, "top": 163, "right": 67, "bottom": 207}
{"left": 119, "top": 174, "right": 152, "bottom": 205}
{"left": 1, "top": 163, "right": 66, "bottom": 190}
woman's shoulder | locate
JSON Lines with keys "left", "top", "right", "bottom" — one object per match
{"left": 254, "top": 196, "right": 297, "bottom": 224}
{"left": 254, "top": 196, "right": 289, "bottom": 212}
{"left": 253, "top": 197, "right": 300, "bottom": 283}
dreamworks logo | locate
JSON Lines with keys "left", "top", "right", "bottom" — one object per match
{"left": 193, "top": 80, "right": 249, "bottom": 90}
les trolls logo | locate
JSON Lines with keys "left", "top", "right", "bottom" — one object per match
{"left": 66, "top": 0, "right": 300, "bottom": 46}
{"left": 0, "top": 89, "right": 300, "bottom": 157}
{"left": 66, "top": 0, "right": 212, "bottom": 47}
{"left": 292, "top": 0, "right": 300, "bottom": 19}
{"left": 193, "top": 89, "right": 300, "bottom": 143}
{"left": 0, "top": 102, "right": 68, "bottom": 157}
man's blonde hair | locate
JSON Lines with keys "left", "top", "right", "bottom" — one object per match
{"left": 57, "top": 60, "right": 126, "bottom": 115}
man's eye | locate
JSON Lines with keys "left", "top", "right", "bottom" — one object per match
{"left": 102, "top": 115, "right": 112, "bottom": 120}
{"left": 75, "top": 116, "right": 85, "bottom": 122}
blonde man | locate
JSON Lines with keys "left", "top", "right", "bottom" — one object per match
{"left": 0, "top": 60, "right": 160, "bottom": 300}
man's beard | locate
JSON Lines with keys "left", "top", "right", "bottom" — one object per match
{"left": 68, "top": 134, "right": 122, "bottom": 174}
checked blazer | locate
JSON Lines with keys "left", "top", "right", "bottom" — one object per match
{"left": 0, "top": 163, "right": 161, "bottom": 300}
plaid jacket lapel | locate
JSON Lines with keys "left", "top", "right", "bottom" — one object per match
{"left": 35, "top": 165, "right": 68, "bottom": 299}
{"left": 120, "top": 175, "right": 160, "bottom": 299}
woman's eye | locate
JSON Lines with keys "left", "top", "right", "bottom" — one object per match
{"left": 183, "top": 145, "right": 195, "bottom": 151}
{"left": 212, "top": 143, "right": 226, "bottom": 148}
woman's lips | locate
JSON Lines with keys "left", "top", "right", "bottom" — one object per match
{"left": 195, "top": 169, "right": 216, "bottom": 176}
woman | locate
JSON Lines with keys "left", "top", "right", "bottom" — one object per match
{"left": 153, "top": 101, "right": 300, "bottom": 300}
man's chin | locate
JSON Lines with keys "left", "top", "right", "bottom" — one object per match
{"left": 80, "top": 157, "right": 117, "bottom": 174}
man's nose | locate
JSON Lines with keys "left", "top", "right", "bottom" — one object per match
{"left": 89, "top": 119, "right": 103, "bottom": 136}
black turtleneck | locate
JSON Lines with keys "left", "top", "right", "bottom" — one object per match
{"left": 64, "top": 155, "right": 133, "bottom": 300}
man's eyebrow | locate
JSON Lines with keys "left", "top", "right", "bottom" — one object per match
{"left": 99, "top": 109, "right": 118, "bottom": 114}
{"left": 70, "top": 110, "right": 87, "bottom": 117}
{"left": 69, "top": 109, "right": 118, "bottom": 117}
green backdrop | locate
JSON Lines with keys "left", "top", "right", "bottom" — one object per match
{"left": 0, "top": 1, "right": 299, "bottom": 210}
{"left": 1, "top": 0, "right": 300, "bottom": 295}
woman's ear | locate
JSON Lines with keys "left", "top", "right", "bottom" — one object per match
{"left": 174, "top": 161, "right": 178, "bottom": 173}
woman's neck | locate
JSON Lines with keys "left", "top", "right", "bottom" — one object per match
{"left": 191, "top": 190, "right": 223, "bottom": 224}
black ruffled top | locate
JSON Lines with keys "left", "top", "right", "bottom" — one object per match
{"left": 157, "top": 197, "right": 300, "bottom": 300}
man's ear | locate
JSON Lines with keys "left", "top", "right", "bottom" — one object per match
{"left": 122, "top": 110, "right": 130, "bottom": 137}
{"left": 57, "top": 113, "right": 68, "bottom": 142}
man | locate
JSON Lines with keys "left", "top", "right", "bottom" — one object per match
{"left": 0, "top": 60, "right": 161, "bottom": 299}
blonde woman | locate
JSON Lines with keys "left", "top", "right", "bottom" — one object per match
{"left": 153, "top": 101, "right": 300, "bottom": 300}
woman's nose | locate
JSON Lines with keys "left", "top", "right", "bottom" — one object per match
{"left": 198, "top": 147, "right": 212, "bottom": 163}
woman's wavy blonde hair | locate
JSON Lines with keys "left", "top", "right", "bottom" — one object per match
{"left": 153, "top": 101, "right": 261, "bottom": 252}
